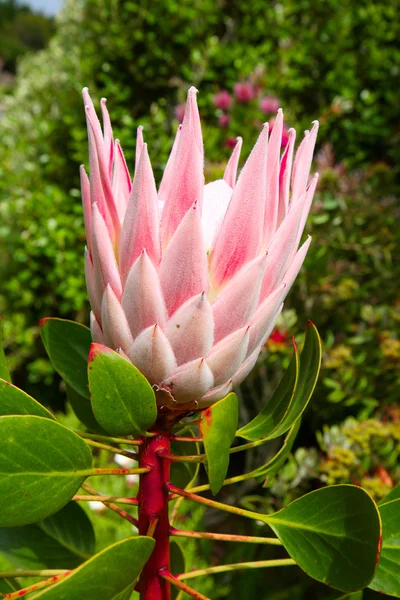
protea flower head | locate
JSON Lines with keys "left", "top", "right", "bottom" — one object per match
{"left": 82, "top": 86, "right": 318, "bottom": 410}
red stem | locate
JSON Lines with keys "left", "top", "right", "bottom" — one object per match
{"left": 138, "top": 432, "right": 171, "bottom": 600}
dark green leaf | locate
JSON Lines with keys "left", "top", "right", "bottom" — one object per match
{"left": 236, "top": 342, "right": 298, "bottom": 441}
{"left": 247, "top": 419, "right": 301, "bottom": 483}
{"left": 40, "top": 318, "right": 92, "bottom": 398}
{"left": 0, "top": 415, "right": 93, "bottom": 527}
{"left": 0, "top": 502, "right": 95, "bottom": 569}
{"left": 170, "top": 434, "right": 200, "bottom": 490}
{"left": 0, "top": 579, "right": 18, "bottom": 594}
{"left": 66, "top": 384, "right": 105, "bottom": 434}
{"left": 0, "top": 317, "right": 11, "bottom": 383}
{"left": 0, "top": 379, "right": 54, "bottom": 420}
{"left": 200, "top": 393, "right": 238, "bottom": 495}
{"left": 88, "top": 344, "right": 157, "bottom": 437}
{"left": 30, "top": 536, "right": 155, "bottom": 599}
{"left": 265, "top": 485, "right": 381, "bottom": 592}
{"left": 369, "top": 485, "right": 400, "bottom": 597}
{"left": 238, "top": 322, "right": 321, "bottom": 441}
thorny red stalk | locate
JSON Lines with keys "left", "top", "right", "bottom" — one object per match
{"left": 138, "top": 432, "right": 171, "bottom": 600}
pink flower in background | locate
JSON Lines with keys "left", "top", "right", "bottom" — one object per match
{"left": 82, "top": 87, "right": 318, "bottom": 408}
{"left": 174, "top": 103, "right": 185, "bottom": 123}
{"left": 213, "top": 90, "right": 232, "bottom": 111}
{"left": 234, "top": 81, "right": 256, "bottom": 103}
{"left": 225, "top": 137, "right": 237, "bottom": 149}
{"left": 218, "top": 114, "right": 230, "bottom": 128}
{"left": 260, "top": 95, "right": 280, "bottom": 114}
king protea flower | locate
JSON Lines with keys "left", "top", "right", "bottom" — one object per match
{"left": 82, "top": 87, "right": 318, "bottom": 409}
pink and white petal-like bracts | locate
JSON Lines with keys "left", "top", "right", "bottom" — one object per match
{"left": 82, "top": 87, "right": 318, "bottom": 408}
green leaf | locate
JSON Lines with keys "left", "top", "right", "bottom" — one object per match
{"left": 252, "top": 418, "right": 301, "bottom": 483}
{"left": 0, "top": 415, "right": 93, "bottom": 527}
{"left": 200, "top": 393, "right": 238, "bottom": 495}
{"left": 170, "top": 433, "right": 200, "bottom": 490}
{"left": 236, "top": 341, "right": 298, "bottom": 441}
{"left": 0, "top": 502, "right": 95, "bottom": 569}
{"left": 40, "top": 318, "right": 92, "bottom": 398}
{"left": 31, "top": 537, "right": 155, "bottom": 599}
{"left": 88, "top": 344, "right": 157, "bottom": 437}
{"left": 264, "top": 485, "right": 381, "bottom": 592}
{"left": 369, "top": 485, "right": 400, "bottom": 597}
{"left": 66, "top": 384, "right": 105, "bottom": 434}
{"left": 0, "top": 579, "right": 18, "bottom": 594}
{"left": 0, "top": 317, "right": 11, "bottom": 383}
{"left": 0, "top": 379, "right": 55, "bottom": 420}
{"left": 237, "top": 322, "right": 322, "bottom": 441}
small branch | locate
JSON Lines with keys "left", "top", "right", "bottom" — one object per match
{"left": 170, "top": 436, "right": 203, "bottom": 443}
{"left": 158, "top": 570, "right": 210, "bottom": 600}
{"left": 81, "top": 484, "right": 139, "bottom": 528}
{"left": 0, "top": 570, "right": 66, "bottom": 579}
{"left": 187, "top": 467, "right": 270, "bottom": 494}
{"left": 2, "top": 571, "right": 71, "bottom": 598}
{"left": 91, "top": 467, "right": 150, "bottom": 476}
{"left": 157, "top": 452, "right": 204, "bottom": 463}
{"left": 229, "top": 438, "right": 271, "bottom": 454}
{"left": 147, "top": 515, "right": 159, "bottom": 538}
{"left": 166, "top": 484, "right": 260, "bottom": 521}
{"left": 178, "top": 559, "right": 296, "bottom": 581}
{"left": 170, "top": 528, "right": 282, "bottom": 546}
{"left": 73, "top": 494, "right": 138, "bottom": 506}
{"left": 75, "top": 431, "right": 143, "bottom": 446}
{"left": 169, "top": 496, "right": 185, "bottom": 527}
{"left": 83, "top": 438, "right": 138, "bottom": 460}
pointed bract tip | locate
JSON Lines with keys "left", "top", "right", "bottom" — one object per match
{"left": 88, "top": 342, "right": 112, "bottom": 362}
{"left": 188, "top": 86, "right": 199, "bottom": 96}
{"left": 292, "top": 336, "right": 298, "bottom": 351}
{"left": 100, "top": 97, "right": 107, "bottom": 104}
{"left": 307, "top": 319, "right": 315, "bottom": 327}
{"left": 277, "top": 108, "right": 283, "bottom": 115}
{"left": 38, "top": 317, "right": 49, "bottom": 328}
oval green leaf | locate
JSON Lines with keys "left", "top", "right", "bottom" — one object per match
{"left": 40, "top": 318, "right": 92, "bottom": 398}
{"left": 31, "top": 536, "right": 155, "bottom": 599}
{"left": 200, "top": 392, "right": 238, "bottom": 496}
{"left": 0, "top": 379, "right": 54, "bottom": 420}
{"left": 238, "top": 321, "right": 321, "bottom": 441}
{"left": 264, "top": 485, "right": 381, "bottom": 592}
{"left": 88, "top": 344, "right": 157, "bottom": 437}
{"left": 0, "top": 502, "right": 95, "bottom": 569}
{"left": 0, "top": 317, "right": 11, "bottom": 383}
{"left": 66, "top": 384, "right": 106, "bottom": 434}
{"left": 369, "top": 485, "right": 400, "bottom": 597}
{"left": 0, "top": 415, "right": 93, "bottom": 527}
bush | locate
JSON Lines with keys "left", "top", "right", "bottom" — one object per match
{"left": 0, "top": 0, "right": 399, "bottom": 402}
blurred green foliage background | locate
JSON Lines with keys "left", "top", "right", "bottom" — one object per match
{"left": 0, "top": 0, "right": 399, "bottom": 597}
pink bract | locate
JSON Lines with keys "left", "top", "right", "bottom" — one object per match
{"left": 82, "top": 86, "right": 318, "bottom": 409}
